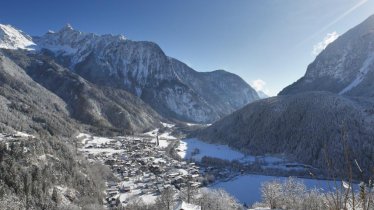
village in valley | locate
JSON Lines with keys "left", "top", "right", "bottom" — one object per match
{"left": 77, "top": 123, "right": 204, "bottom": 209}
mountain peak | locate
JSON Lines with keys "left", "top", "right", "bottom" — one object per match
{"left": 36, "top": 24, "right": 128, "bottom": 56}
{"left": 0, "top": 24, "right": 35, "bottom": 50}
{"left": 64, "top": 23, "right": 74, "bottom": 30}
{"left": 59, "top": 23, "right": 76, "bottom": 32}
{"left": 57, "top": 23, "right": 81, "bottom": 36}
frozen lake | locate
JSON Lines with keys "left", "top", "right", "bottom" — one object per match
{"left": 210, "top": 174, "right": 339, "bottom": 206}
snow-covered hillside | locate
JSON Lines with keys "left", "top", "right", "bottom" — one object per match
{"left": 0, "top": 24, "right": 35, "bottom": 50}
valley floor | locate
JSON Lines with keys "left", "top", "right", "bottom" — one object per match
{"left": 77, "top": 123, "right": 339, "bottom": 208}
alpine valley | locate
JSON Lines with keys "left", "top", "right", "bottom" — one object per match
{"left": 1, "top": 12, "right": 374, "bottom": 210}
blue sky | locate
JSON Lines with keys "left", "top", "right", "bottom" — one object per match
{"left": 1, "top": 0, "right": 373, "bottom": 95}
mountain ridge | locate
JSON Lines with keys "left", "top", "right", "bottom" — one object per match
{"left": 31, "top": 24, "right": 260, "bottom": 123}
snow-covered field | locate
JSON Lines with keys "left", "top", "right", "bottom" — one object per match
{"left": 0, "top": 131, "right": 35, "bottom": 141}
{"left": 211, "top": 175, "right": 337, "bottom": 206}
{"left": 142, "top": 128, "right": 177, "bottom": 148}
{"left": 185, "top": 123, "right": 211, "bottom": 127}
{"left": 178, "top": 138, "right": 248, "bottom": 161}
{"left": 77, "top": 133, "right": 113, "bottom": 145}
{"left": 77, "top": 133, "right": 124, "bottom": 155}
{"left": 161, "top": 122, "right": 175, "bottom": 128}
{"left": 118, "top": 186, "right": 159, "bottom": 205}
{"left": 14, "top": 131, "right": 35, "bottom": 138}
{"left": 80, "top": 148, "right": 124, "bottom": 155}
{"left": 178, "top": 138, "right": 292, "bottom": 166}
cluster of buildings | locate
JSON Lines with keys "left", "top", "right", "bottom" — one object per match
{"left": 78, "top": 133, "right": 202, "bottom": 208}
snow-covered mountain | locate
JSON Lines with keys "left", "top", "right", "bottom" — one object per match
{"left": 280, "top": 15, "right": 374, "bottom": 96}
{"left": 0, "top": 24, "right": 35, "bottom": 50}
{"left": 30, "top": 24, "right": 259, "bottom": 123}
{"left": 0, "top": 23, "right": 258, "bottom": 125}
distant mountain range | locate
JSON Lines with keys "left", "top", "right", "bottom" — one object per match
{"left": 196, "top": 15, "right": 374, "bottom": 177}
{"left": 35, "top": 24, "right": 259, "bottom": 123}
{"left": 0, "top": 23, "right": 259, "bottom": 135}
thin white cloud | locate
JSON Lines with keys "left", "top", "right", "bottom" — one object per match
{"left": 312, "top": 31, "right": 339, "bottom": 55}
{"left": 250, "top": 79, "right": 272, "bottom": 96}
{"left": 251, "top": 79, "right": 266, "bottom": 91}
